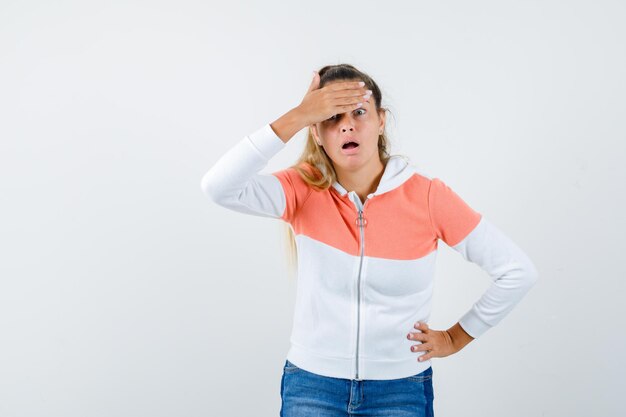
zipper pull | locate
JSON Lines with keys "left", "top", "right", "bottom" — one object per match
{"left": 355, "top": 210, "right": 367, "bottom": 228}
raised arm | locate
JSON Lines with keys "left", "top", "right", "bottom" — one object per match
{"left": 200, "top": 72, "right": 370, "bottom": 219}
{"left": 200, "top": 119, "right": 295, "bottom": 219}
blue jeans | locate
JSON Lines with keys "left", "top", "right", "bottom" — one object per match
{"left": 280, "top": 359, "right": 434, "bottom": 417}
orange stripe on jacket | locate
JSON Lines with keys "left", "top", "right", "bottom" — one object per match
{"left": 272, "top": 166, "right": 480, "bottom": 260}
{"left": 428, "top": 177, "right": 482, "bottom": 247}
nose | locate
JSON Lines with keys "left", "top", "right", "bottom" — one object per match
{"left": 341, "top": 124, "right": 354, "bottom": 132}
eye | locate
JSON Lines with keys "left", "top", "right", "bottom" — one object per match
{"left": 326, "top": 109, "right": 366, "bottom": 122}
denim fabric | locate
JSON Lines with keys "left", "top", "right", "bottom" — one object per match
{"left": 280, "top": 359, "right": 434, "bottom": 417}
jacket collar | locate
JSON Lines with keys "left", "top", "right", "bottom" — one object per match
{"left": 330, "top": 154, "right": 414, "bottom": 197}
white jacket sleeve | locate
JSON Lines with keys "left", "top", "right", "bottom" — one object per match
{"left": 200, "top": 123, "right": 288, "bottom": 219}
{"left": 452, "top": 217, "right": 540, "bottom": 339}
{"left": 428, "top": 177, "right": 539, "bottom": 339}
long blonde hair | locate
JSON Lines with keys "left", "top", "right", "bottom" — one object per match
{"left": 281, "top": 64, "right": 394, "bottom": 281}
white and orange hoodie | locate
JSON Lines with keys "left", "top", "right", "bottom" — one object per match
{"left": 200, "top": 123, "right": 539, "bottom": 381}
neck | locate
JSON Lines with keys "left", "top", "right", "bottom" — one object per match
{"left": 335, "top": 157, "right": 386, "bottom": 200}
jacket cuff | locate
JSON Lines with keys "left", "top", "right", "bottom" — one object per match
{"left": 246, "top": 123, "right": 286, "bottom": 161}
{"left": 458, "top": 309, "right": 493, "bottom": 339}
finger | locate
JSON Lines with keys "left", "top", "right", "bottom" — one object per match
{"left": 328, "top": 80, "right": 365, "bottom": 92}
{"left": 306, "top": 71, "right": 320, "bottom": 93}
{"left": 410, "top": 342, "right": 430, "bottom": 353}
{"left": 334, "top": 102, "right": 364, "bottom": 114}
{"left": 414, "top": 321, "right": 428, "bottom": 331}
{"left": 407, "top": 331, "right": 426, "bottom": 342}
{"left": 332, "top": 95, "right": 368, "bottom": 109}
{"left": 418, "top": 351, "right": 432, "bottom": 362}
{"left": 330, "top": 90, "right": 370, "bottom": 103}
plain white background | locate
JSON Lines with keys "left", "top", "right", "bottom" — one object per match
{"left": 1, "top": 0, "right": 624, "bottom": 416}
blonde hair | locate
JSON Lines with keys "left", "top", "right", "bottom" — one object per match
{"left": 281, "top": 64, "right": 395, "bottom": 281}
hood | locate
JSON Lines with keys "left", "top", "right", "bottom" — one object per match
{"left": 330, "top": 154, "right": 414, "bottom": 197}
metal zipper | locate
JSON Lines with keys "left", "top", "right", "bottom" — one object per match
{"left": 352, "top": 193, "right": 371, "bottom": 380}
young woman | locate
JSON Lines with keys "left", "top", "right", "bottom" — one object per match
{"left": 201, "top": 64, "right": 539, "bottom": 417}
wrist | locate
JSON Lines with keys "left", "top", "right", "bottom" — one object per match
{"left": 270, "top": 107, "right": 309, "bottom": 143}
{"left": 446, "top": 322, "right": 475, "bottom": 351}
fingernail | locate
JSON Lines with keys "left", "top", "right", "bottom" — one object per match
{"left": 358, "top": 81, "right": 365, "bottom": 86}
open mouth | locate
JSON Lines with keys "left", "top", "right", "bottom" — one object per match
{"left": 342, "top": 141, "right": 359, "bottom": 149}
